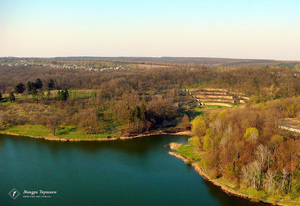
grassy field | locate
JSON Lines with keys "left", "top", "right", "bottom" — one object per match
{"left": 68, "top": 90, "right": 97, "bottom": 99}
{"left": 194, "top": 105, "right": 228, "bottom": 111}
{"left": 175, "top": 136, "right": 202, "bottom": 162}
{"left": 0, "top": 125, "right": 115, "bottom": 140}
{"left": 137, "top": 64, "right": 170, "bottom": 69}
{"left": 1, "top": 89, "right": 97, "bottom": 101}
{"left": 185, "top": 103, "right": 233, "bottom": 120}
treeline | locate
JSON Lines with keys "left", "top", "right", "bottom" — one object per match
{"left": 191, "top": 96, "right": 300, "bottom": 198}
{"left": 0, "top": 65, "right": 299, "bottom": 101}
{"left": 6, "top": 78, "right": 70, "bottom": 103}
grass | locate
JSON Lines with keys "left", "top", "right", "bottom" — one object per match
{"left": 2, "top": 125, "right": 52, "bottom": 137}
{"left": 0, "top": 124, "right": 115, "bottom": 140}
{"left": 176, "top": 144, "right": 202, "bottom": 162}
{"left": 185, "top": 104, "right": 230, "bottom": 120}
{"left": 197, "top": 104, "right": 232, "bottom": 110}
{"left": 68, "top": 90, "right": 96, "bottom": 99}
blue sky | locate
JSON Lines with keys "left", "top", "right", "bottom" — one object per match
{"left": 1, "top": 0, "right": 300, "bottom": 60}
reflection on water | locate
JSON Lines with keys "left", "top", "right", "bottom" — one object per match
{"left": 0, "top": 134, "right": 265, "bottom": 206}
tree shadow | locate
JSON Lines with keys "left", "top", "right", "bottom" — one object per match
{"left": 56, "top": 126, "right": 77, "bottom": 135}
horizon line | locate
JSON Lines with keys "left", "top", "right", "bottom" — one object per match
{"left": 1, "top": 56, "right": 300, "bottom": 62}
{"left": 0, "top": 56, "right": 286, "bottom": 61}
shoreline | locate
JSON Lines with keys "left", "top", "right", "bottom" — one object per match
{"left": 168, "top": 152, "right": 286, "bottom": 206}
{"left": 0, "top": 130, "right": 191, "bottom": 142}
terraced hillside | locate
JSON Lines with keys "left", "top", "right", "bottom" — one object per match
{"left": 184, "top": 88, "right": 249, "bottom": 104}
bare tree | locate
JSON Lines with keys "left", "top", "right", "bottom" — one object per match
{"left": 249, "top": 161, "right": 261, "bottom": 189}
{"left": 255, "top": 144, "right": 268, "bottom": 168}
{"left": 215, "top": 118, "right": 222, "bottom": 135}
{"left": 241, "top": 165, "right": 251, "bottom": 187}
{"left": 47, "top": 114, "right": 62, "bottom": 136}
{"left": 281, "top": 168, "right": 288, "bottom": 191}
{"left": 225, "top": 125, "right": 232, "bottom": 142}
{"left": 264, "top": 169, "right": 277, "bottom": 194}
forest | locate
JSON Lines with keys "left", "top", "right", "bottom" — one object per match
{"left": 0, "top": 63, "right": 299, "bottom": 136}
{"left": 189, "top": 96, "right": 300, "bottom": 202}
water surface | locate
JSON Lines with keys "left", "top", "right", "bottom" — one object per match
{"left": 0, "top": 134, "right": 265, "bottom": 206}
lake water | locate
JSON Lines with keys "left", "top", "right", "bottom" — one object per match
{"left": 0, "top": 134, "right": 265, "bottom": 206}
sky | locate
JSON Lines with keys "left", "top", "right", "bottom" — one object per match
{"left": 0, "top": 0, "right": 300, "bottom": 60}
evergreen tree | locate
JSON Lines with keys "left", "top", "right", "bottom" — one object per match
{"left": 26, "top": 81, "right": 33, "bottom": 92}
{"left": 34, "top": 78, "right": 43, "bottom": 89}
{"left": 62, "top": 89, "right": 69, "bottom": 101}
{"left": 8, "top": 91, "right": 15, "bottom": 103}
{"left": 47, "top": 79, "right": 54, "bottom": 90}
{"left": 14, "top": 82, "right": 26, "bottom": 94}
{"left": 56, "top": 89, "right": 69, "bottom": 101}
{"left": 0, "top": 91, "right": 2, "bottom": 102}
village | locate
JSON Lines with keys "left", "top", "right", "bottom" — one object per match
{"left": 0, "top": 58, "right": 127, "bottom": 72}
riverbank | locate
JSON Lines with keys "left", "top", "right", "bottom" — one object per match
{"left": 169, "top": 143, "right": 299, "bottom": 206}
{"left": 120, "top": 130, "right": 192, "bottom": 140}
{"left": 0, "top": 125, "right": 191, "bottom": 142}
{"left": 0, "top": 131, "right": 118, "bottom": 141}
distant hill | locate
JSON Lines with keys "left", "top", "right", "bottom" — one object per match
{"left": 53, "top": 56, "right": 300, "bottom": 67}
{"left": 1, "top": 56, "right": 300, "bottom": 67}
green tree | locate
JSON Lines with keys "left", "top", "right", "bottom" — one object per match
{"left": 8, "top": 91, "right": 15, "bottom": 103}
{"left": 202, "top": 129, "right": 213, "bottom": 151}
{"left": 244, "top": 127, "right": 259, "bottom": 142}
{"left": 47, "top": 79, "right": 54, "bottom": 90}
{"left": 14, "top": 82, "right": 26, "bottom": 94}
{"left": 62, "top": 89, "right": 69, "bottom": 101}
{"left": 26, "top": 81, "right": 34, "bottom": 92}
{"left": 191, "top": 116, "right": 206, "bottom": 139}
{"left": 34, "top": 78, "right": 43, "bottom": 89}
{"left": 57, "top": 89, "right": 69, "bottom": 101}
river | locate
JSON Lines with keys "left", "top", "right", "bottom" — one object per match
{"left": 0, "top": 134, "right": 265, "bottom": 206}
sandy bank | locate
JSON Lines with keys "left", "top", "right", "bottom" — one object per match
{"left": 0, "top": 130, "right": 191, "bottom": 142}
